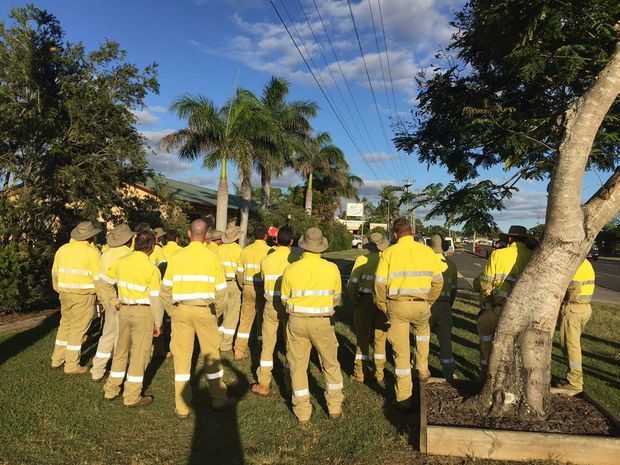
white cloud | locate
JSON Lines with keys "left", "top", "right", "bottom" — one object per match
{"left": 495, "top": 189, "right": 547, "bottom": 225}
{"left": 363, "top": 151, "right": 399, "bottom": 163}
{"left": 131, "top": 106, "right": 168, "bottom": 127}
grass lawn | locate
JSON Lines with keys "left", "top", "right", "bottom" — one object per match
{"left": 0, "top": 275, "right": 618, "bottom": 464}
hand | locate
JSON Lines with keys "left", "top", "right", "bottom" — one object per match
{"left": 115, "top": 303, "right": 121, "bottom": 311}
{"left": 153, "top": 325, "right": 162, "bottom": 337}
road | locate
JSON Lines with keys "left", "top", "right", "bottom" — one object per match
{"left": 450, "top": 249, "right": 620, "bottom": 304}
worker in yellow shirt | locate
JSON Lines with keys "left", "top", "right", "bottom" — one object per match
{"left": 556, "top": 258, "right": 595, "bottom": 392}
{"left": 218, "top": 226, "right": 244, "bottom": 352}
{"left": 51, "top": 221, "right": 103, "bottom": 374}
{"left": 478, "top": 225, "right": 532, "bottom": 375}
{"left": 90, "top": 224, "right": 135, "bottom": 381}
{"left": 205, "top": 229, "right": 221, "bottom": 253}
{"left": 429, "top": 235, "right": 458, "bottom": 380}
{"left": 375, "top": 218, "right": 444, "bottom": 412}
{"left": 281, "top": 227, "right": 344, "bottom": 423}
{"left": 347, "top": 232, "right": 389, "bottom": 383}
{"left": 161, "top": 230, "right": 182, "bottom": 262}
{"left": 252, "top": 226, "right": 299, "bottom": 396}
{"left": 161, "top": 219, "right": 235, "bottom": 418}
{"left": 100, "top": 230, "right": 164, "bottom": 407}
{"left": 234, "top": 225, "right": 271, "bottom": 361}
{"left": 150, "top": 226, "right": 167, "bottom": 268}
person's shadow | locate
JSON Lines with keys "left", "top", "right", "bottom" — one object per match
{"left": 187, "top": 358, "right": 250, "bottom": 465}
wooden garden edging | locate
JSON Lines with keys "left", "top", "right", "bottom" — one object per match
{"left": 420, "top": 378, "right": 620, "bottom": 465}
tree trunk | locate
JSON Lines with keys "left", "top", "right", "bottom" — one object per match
{"left": 260, "top": 165, "right": 271, "bottom": 209}
{"left": 477, "top": 43, "right": 620, "bottom": 417}
{"left": 305, "top": 173, "right": 313, "bottom": 216}
{"left": 216, "top": 157, "right": 229, "bottom": 232}
{"left": 239, "top": 168, "right": 252, "bottom": 247}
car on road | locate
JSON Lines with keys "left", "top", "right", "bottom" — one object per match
{"left": 587, "top": 243, "right": 599, "bottom": 261}
{"left": 423, "top": 236, "right": 455, "bottom": 255}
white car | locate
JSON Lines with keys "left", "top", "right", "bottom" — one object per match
{"left": 351, "top": 235, "right": 363, "bottom": 249}
{"left": 423, "top": 237, "right": 455, "bottom": 255}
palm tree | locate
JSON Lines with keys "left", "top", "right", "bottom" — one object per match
{"left": 293, "top": 132, "right": 350, "bottom": 215}
{"left": 257, "top": 77, "right": 317, "bottom": 208}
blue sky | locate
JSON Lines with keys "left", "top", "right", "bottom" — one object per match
{"left": 1, "top": 0, "right": 610, "bottom": 230}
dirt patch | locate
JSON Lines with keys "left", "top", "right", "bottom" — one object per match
{"left": 0, "top": 308, "right": 57, "bottom": 327}
{"left": 426, "top": 381, "right": 618, "bottom": 436}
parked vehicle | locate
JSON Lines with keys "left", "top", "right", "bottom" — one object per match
{"left": 352, "top": 235, "right": 363, "bottom": 249}
{"left": 587, "top": 243, "right": 599, "bottom": 261}
{"left": 423, "top": 236, "right": 455, "bottom": 256}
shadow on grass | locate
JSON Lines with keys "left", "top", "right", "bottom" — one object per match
{"left": 187, "top": 358, "right": 249, "bottom": 465}
{"left": 0, "top": 312, "right": 59, "bottom": 366}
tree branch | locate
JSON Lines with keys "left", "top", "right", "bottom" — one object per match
{"left": 583, "top": 167, "right": 620, "bottom": 237}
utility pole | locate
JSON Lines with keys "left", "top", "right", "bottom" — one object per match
{"left": 403, "top": 179, "right": 413, "bottom": 236}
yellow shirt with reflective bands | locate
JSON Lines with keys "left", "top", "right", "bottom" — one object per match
{"left": 218, "top": 242, "right": 243, "bottom": 281}
{"left": 567, "top": 259, "right": 595, "bottom": 303}
{"left": 161, "top": 242, "right": 181, "bottom": 262}
{"left": 348, "top": 252, "right": 381, "bottom": 304}
{"left": 261, "top": 246, "right": 299, "bottom": 301}
{"left": 149, "top": 244, "right": 166, "bottom": 265}
{"left": 281, "top": 252, "right": 342, "bottom": 316}
{"left": 239, "top": 239, "right": 272, "bottom": 285}
{"left": 479, "top": 242, "right": 532, "bottom": 303}
{"left": 52, "top": 240, "right": 101, "bottom": 295}
{"left": 436, "top": 252, "right": 458, "bottom": 303}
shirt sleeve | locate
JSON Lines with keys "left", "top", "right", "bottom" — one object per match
{"left": 280, "top": 268, "right": 291, "bottom": 304}
{"left": 333, "top": 264, "right": 343, "bottom": 307}
{"left": 100, "top": 262, "right": 120, "bottom": 309}
{"left": 214, "top": 257, "right": 228, "bottom": 316}
{"left": 429, "top": 257, "right": 444, "bottom": 304}
{"left": 148, "top": 267, "right": 164, "bottom": 327}
{"left": 51, "top": 251, "right": 59, "bottom": 293}
{"left": 160, "top": 259, "right": 174, "bottom": 315}
{"left": 374, "top": 254, "right": 389, "bottom": 312}
{"left": 347, "top": 257, "right": 363, "bottom": 304}
{"left": 91, "top": 250, "right": 105, "bottom": 303}
{"left": 479, "top": 253, "right": 495, "bottom": 298}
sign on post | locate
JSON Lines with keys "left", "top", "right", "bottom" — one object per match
{"left": 346, "top": 203, "right": 364, "bottom": 217}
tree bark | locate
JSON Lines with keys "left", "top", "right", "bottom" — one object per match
{"left": 478, "top": 42, "right": 620, "bottom": 417}
{"left": 239, "top": 167, "right": 252, "bottom": 247}
{"left": 305, "top": 173, "right": 313, "bottom": 216}
{"left": 215, "top": 157, "right": 229, "bottom": 233}
{"left": 260, "top": 165, "right": 271, "bottom": 209}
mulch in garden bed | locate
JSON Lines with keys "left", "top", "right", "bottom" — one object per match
{"left": 426, "top": 381, "right": 618, "bottom": 436}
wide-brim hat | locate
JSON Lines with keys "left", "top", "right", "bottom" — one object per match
{"left": 153, "top": 227, "right": 166, "bottom": 239}
{"left": 211, "top": 230, "right": 223, "bottom": 241}
{"left": 107, "top": 223, "right": 135, "bottom": 247}
{"left": 299, "top": 227, "right": 328, "bottom": 253}
{"left": 507, "top": 225, "right": 528, "bottom": 238}
{"left": 70, "top": 221, "right": 101, "bottom": 241}
{"left": 429, "top": 234, "right": 444, "bottom": 253}
{"left": 222, "top": 226, "right": 241, "bottom": 244}
{"left": 368, "top": 232, "right": 390, "bottom": 252}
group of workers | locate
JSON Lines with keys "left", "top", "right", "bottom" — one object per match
{"left": 50, "top": 216, "right": 595, "bottom": 422}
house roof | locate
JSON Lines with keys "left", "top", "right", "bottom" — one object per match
{"left": 140, "top": 176, "right": 243, "bottom": 210}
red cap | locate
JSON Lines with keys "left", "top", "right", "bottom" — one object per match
{"left": 267, "top": 226, "right": 279, "bottom": 238}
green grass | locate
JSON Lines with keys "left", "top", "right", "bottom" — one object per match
{"left": 0, "top": 287, "right": 618, "bottom": 465}
{"left": 322, "top": 248, "right": 366, "bottom": 261}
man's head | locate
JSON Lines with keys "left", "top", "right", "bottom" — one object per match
{"left": 392, "top": 218, "right": 412, "bottom": 239}
{"left": 134, "top": 230, "right": 156, "bottom": 256}
{"left": 254, "top": 224, "right": 268, "bottom": 241}
{"left": 430, "top": 234, "right": 444, "bottom": 253}
{"left": 188, "top": 218, "right": 208, "bottom": 243}
{"left": 165, "top": 230, "right": 180, "bottom": 245}
{"left": 507, "top": 225, "right": 528, "bottom": 244}
{"left": 277, "top": 226, "right": 294, "bottom": 247}
{"left": 134, "top": 222, "right": 152, "bottom": 234}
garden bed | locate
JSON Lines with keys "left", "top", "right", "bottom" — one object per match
{"left": 420, "top": 378, "right": 620, "bottom": 465}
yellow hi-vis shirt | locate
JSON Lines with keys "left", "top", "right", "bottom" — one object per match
{"left": 436, "top": 252, "right": 458, "bottom": 303}
{"left": 160, "top": 241, "right": 227, "bottom": 314}
{"left": 52, "top": 240, "right": 102, "bottom": 295}
{"left": 218, "top": 242, "right": 243, "bottom": 281}
{"left": 161, "top": 241, "right": 181, "bottom": 262}
{"left": 149, "top": 244, "right": 166, "bottom": 266}
{"left": 206, "top": 241, "right": 219, "bottom": 253}
{"left": 374, "top": 235, "right": 444, "bottom": 312}
{"left": 281, "top": 252, "right": 342, "bottom": 316}
{"left": 479, "top": 241, "right": 532, "bottom": 303}
{"left": 101, "top": 251, "right": 164, "bottom": 326}
{"left": 239, "top": 239, "right": 271, "bottom": 286}
{"left": 347, "top": 251, "right": 381, "bottom": 304}
{"left": 99, "top": 245, "right": 132, "bottom": 310}
{"left": 261, "top": 246, "right": 299, "bottom": 302}
{"left": 566, "top": 259, "right": 595, "bottom": 304}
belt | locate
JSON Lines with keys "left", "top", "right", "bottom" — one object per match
{"left": 122, "top": 304, "right": 149, "bottom": 307}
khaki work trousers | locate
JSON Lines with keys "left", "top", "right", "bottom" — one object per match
{"left": 353, "top": 294, "right": 388, "bottom": 381}
{"left": 476, "top": 305, "right": 501, "bottom": 374}
{"left": 103, "top": 305, "right": 154, "bottom": 405}
{"left": 257, "top": 300, "right": 288, "bottom": 386}
{"left": 90, "top": 305, "right": 119, "bottom": 379}
{"left": 559, "top": 303, "right": 592, "bottom": 391}
{"left": 287, "top": 315, "right": 344, "bottom": 421}
{"left": 430, "top": 300, "right": 454, "bottom": 378}
{"left": 234, "top": 284, "right": 265, "bottom": 355}
{"left": 387, "top": 299, "right": 431, "bottom": 405}
{"left": 51, "top": 293, "right": 95, "bottom": 372}
{"left": 170, "top": 304, "right": 228, "bottom": 415}
{"left": 219, "top": 280, "right": 242, "bottom": 351}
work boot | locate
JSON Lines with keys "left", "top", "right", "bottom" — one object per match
{"left": 126, "top": 396, "right": 154, "bottom": 408}
{"left": 212, "top": 397, "right": 237, "bottom": 412}
{"left": 417, "top": 369, "right": 431, "bottom": 382}
{"left": 104, "top": 394, "right": 119, "bottom": 402}
{"left": 175, "top": 410, "right": 190, "bottom": 420}
{"left": 250, "top": 383, "right": 270, "bottom": 396}
{"left": 51, "top": 361, "right": 65, "bottom": 369}
{"left": 329, "top": 412, "right": 342, "bottom": 421}
{"left": 554, "top": 379, "right": 582, "bottom": 392}
{"left": 91, "top": 371, "right": 109, "bottom": 383}
{"left": 350, "top": 373, "right": 364, "bottom": 384}
{"left": 65, "top": 366, "right": 89, "bottom": 375}
{"left": 298, "top": 417, "right": 310, "bottom": 426}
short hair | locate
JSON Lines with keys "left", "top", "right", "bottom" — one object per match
{"left": 165, "top": 230, "right": 180, "bottom": 242}
{"left": 190, "top": 218, "right": 207, "bottom": 236}
{"left": 134, "top": 222, "right": 152, "bottom": 234}
{"left": 254, "top": 225, "right": 267, "bottom": 240}
{"left": 134, "top": 230, "right": 156, "bottom": 252}
{"left": 392, "top": 218, "right": 411, "bottom": 235}
{"left": 277, "top": 226, "right": 293, "bottom": 245}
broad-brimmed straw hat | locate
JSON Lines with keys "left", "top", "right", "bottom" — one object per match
{"left": 153, "top": 227, "right": 166, "bottom": 239}
{"left": 210, "top": 230, "right": 223, "bottom": 241}
{"left": 107, "top": 223, "right": 135, "bottom": 248}
{"left": 430, "top": 234, "right": 444, "bottom": 254}
{"left": 507, "top": 225, "right": 528, "bottom": 238}
{"left": 222, "top": 226, "right": 241, "bottom": 244}
{"left": 70, "top": 221, "right": 101, "bottom": 241}
{"left": 367, "top": 232, "right": 390, "bottom": 252}
{"left": 299, "top": 227, "right": 329, "bottom": 253}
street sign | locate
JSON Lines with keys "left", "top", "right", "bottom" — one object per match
{"left": 346, "top": 202, "right": 364, "bottom": 217}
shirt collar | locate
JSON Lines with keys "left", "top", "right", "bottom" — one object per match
{"left": 397, "top": 235, "right": 414, "bottom": 244}
{"left": 302, "top": 252, "right": 322, "bottom": 260}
